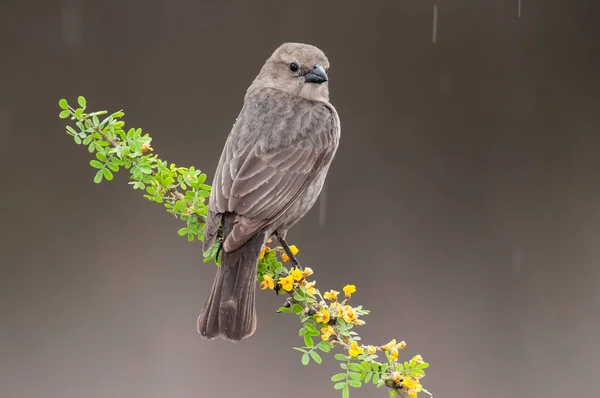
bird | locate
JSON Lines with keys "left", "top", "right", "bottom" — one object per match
{"left": 197, "top": 42, "right": 341, "bottom": 342}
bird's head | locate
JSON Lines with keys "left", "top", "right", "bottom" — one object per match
{"left": 253, "top": 42, "right": 331, "bottom": 102}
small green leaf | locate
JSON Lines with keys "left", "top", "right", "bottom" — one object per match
{"left": 365, "top": 372, "right": 372, "bottom": 384}
{"left": 318, "top": 341, "right": 331, "bottom": 353}
{"left": 348, "top": 363, "right": 362, "bottom": 372}
{"left": 303, "top": 334, "right": 314, "bottom": 348}
{"left": 347, "top": 380, "right": 362, "bottom": 388}
{"left": 107, "top": 162, "right": 119, "bottom": 172}
{"left": 292, "top": 304, "right": 303, "bottom": 314}
{"left": 58, "top": 99, "right": 68, "bottom": 109}
{"left": 90, "top": 160, "right": 103, "bottom": 169}
{"left": 94, "top": 170, "right": 103, "bottom": 184}
{"left": 59, "top": 110, "right": 70, "bottom": 119}
{"left": 77, "top": 96, "right": 86, "bottom": 108}
{"left": 293, "top": 294, "right": 305, "bottom": 302}
{"left": 178, "top": 228, "right": 188, "bottom": 236}
{"left": 331, "top": 374, "right": 346, "bottom": 382}
{"left": 373, "top": 372, "right": 380, "bottom": 384}
{"left": 96, "top": 152, "right": 107, "bottom": 162}
{"left": 292, "top": 347, "right": 307, "bottom": 354}
{"left": 304, "top": 323, "right": 317, "bottom": 333}
{"left": 103, "top": 169, "right": 113, "bottom": 180}
{"left": 301, "top": 353, "right": 309, "bottom": 366}
{"left": 309, "top": 350, "right": 322, "bottom": 364}
{"left": 333, "top": 382, "right": 346, "bottom": 390}
{"left": 342, "top": 384, "right": 349, "bottom": 398}
{"left": 187, "top": 233, "right": 194, "bottom": 242}
{"left": 335, "top": 354, "right": 348, "bottom": 361}
{"left": 348, "top": 372, "right": 362, "bottom": 381}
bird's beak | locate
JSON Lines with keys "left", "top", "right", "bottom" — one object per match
{"left": 304, "top": 65, "right": 328, "bottom": 84}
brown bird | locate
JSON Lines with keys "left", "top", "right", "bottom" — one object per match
{"left": 197, "top": 42, "right": 341, "bottom": 342}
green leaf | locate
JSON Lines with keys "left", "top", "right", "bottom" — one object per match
{"left": 304, "top": 323, "right": 316, "bottom": 333}
{"left": 331, "top": 374, "right": 346, "bottom": 382}
{"left": 178, "top": 228, "right": 188, "bottom": 236}
{"left": 103, "top": 169, "right": 113, "bottom": 180}
{"left": 335, "top": 354, "right": 348, "bottom": 361}
{"left": 373, "top": 372, "right": 380, "bottom": 384}
{"left": 58, "top": 99, "right": 68, "bottom": 109}
{"left": 66, "top": 125, "right": 77, "bottom": 136}
{"left": 365, "top": 372, "right": 372, "bottom": 384}
{"left": 309, "top": 350, "right": 322, "bottom": 364}
{"left": 292, "top": 304, "right": 303, "bottom": 314}
{"left": 318, "top": 341, "right": 331, "bottom": 353}
{"left": 347, "top": 380, "right": 362, "bottom": 388}
{"left": 348, "top": 363, "right": 362, "bottom": 372}
{"left": 303, "top": 334, "right": 314, "bottom": 348}
{"left": 96, "top": 152, "right": 107, "bottom": 162}
{"left": 333, "top": 382, "right": 346, "bottom": 390}
{"left": 83, "top": 135, "right": 93, "bottom": 145}
{"left": 94, "top": 170, "right": 103, "bottom": 184}
{"left": 187, "top": 233, "right": 194, "bottom": 242}
{"left": 348, "top": 372, "right": 362, "bottom": 381}
{"left": 78, "top": 96, "right": 86, "bottom": 108}
{"left": 342, "top": 384, "right": 349, "bottom": 398}
{"left": 90, "top": 160, "right": 103, "bottom": 169}
{"left": 59, "top": 110, "right": 70, "bottom": 119}
{"left": 292, "top": 347, "right": 307, "bottom": 354}
{"left": 107, "top": 162, "right": 119, "bottom": 172}
{"left": 301, "top": 354, "right": 309, "bottom": 366}
{"left": 293, "top": 294, "right": 305, "bottom": 302}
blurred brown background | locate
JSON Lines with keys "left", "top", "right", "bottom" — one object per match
{"left": 1, "top": 0, "right": 599, "bottom": 397}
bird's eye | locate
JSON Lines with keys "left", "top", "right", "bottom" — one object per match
{"left": 289, "top": 62, "right": 299, "bottom": 72}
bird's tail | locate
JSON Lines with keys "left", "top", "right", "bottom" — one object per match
{"left": 197, "top": 214, "right": 265, "bottom": 342}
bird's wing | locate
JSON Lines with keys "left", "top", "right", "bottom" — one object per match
{"left": 204, "top": 93, "right": 338, "bottom": 252}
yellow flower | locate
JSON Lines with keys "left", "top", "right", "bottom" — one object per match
{"left": 397, "top": 340, "right": 407, "bottom": 350}
{"left": 323, "top": 290, "right": 339, "bottom": 301}
{"left": 291, "top": 268, "right": 303, "bottom": 281}
{"left": 390, "top": 348, "right": 399, "bottom": 362}
{"left": 408, "top": 392, "right": 417, "bottom": 398}
{"left": 355, "top": 319, "right": 365, "bottom": 326}
{"left": 141, "top": 142, "right": 153, "bottom": 152}
{"left": 342, "top": 305, "right": 356, "bottom": 323}
{"left": 348, "top": 341, "right": 364, "bottom": 357}
{"left": 259, "top": 246, "right": 270, "bottom": 259}
{"left": 402, "top": 377, "right": 421, "bottom": 390}
{"left": 281, "top": 245, "right": 299, "bottom": 262}
{"left": 278, "top": 275, "right": 294, "bottom": 292}
{"left": 367, "top": 345, "right": 377, "bottom": 355}
{"left": 304, "top": 280, "right": 317, "bottom": 295}
{"left": 260, "top": 274, "right": 275, "bottom": 290}
{"left": 303, "top": 267, "right": 314, "bottom": 277}
{"left": 316, "top": 307, "right": 330, "bottom": 324}
{"left": 343, "top": 284, "right": 356, "bottom": 299}
{"left": 321, "top": 325, "right": 334, "bottom": 341}
{"left": 381, "top": 339, "right": 397, "bottom": 351}
{"left": 411, "top": 354, "right": 424, "bottom": 364}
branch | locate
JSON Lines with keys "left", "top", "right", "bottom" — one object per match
{"left": 58, "top": 96, "right": 432, "bottom": 398}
